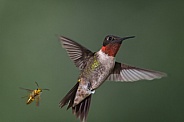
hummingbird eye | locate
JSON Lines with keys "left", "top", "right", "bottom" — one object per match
{"left": 107, "top": 36, "right": 113, "bottom": 41}
{"left": 103, "top": 35, "right": 115, "bottom": 46}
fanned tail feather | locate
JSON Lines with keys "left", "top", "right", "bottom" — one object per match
{"left": 59, "top": 82, "right": 79, "bottom": 109}
{"left": 72, "top": 95, "right": 92, "bottom": 122}
{"left": 59, "top": 82, "right": 92, "bottom": 122}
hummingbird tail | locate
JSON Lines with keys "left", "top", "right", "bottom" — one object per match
{"left": 59, "top": 82, "right": 79, "bottom": 109}
{"left": 59, "top": 82, "right": 92, "bottom": 122}
{"left": 72, "top": 94, "right": 92, "bottom": 122}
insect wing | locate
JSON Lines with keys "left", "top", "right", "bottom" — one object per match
{"left": 19, "top": 87, "right": 33, "bottom": 92}
{"left": 36, "top": 95, "right": 40, "bottom": 106}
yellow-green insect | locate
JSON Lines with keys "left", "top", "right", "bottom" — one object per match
{"left": 20, "top": 82, "right": 49, "bottom": 106}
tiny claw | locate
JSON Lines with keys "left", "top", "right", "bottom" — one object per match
{"left": 91, "top": 90, "right": 95, "bottom": 94}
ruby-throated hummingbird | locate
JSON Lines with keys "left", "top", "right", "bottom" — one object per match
{"left": 59, "top": 35, "right": 166, "bottom": 122}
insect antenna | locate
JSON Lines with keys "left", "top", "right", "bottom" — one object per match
{"left": 35, "top": 81, "right": 39, "bottom": 88}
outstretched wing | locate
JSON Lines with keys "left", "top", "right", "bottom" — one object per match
{"left": 19, "top": 87, "right": 33, "bottom": 92}
{"left": 59, "top": 36, "right": 94, "bottom": 70}
{"left": 106, "top": 62, "right": 167, "bottom": 82}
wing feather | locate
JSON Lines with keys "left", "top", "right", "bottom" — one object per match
{"left": 107, "top": 62, "right": 167, "bottom": 82}
{"left": 59, "top": 36, "right": 94, "bottom": 70}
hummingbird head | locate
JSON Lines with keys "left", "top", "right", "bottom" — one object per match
{"left": 101, "top": 35, "right": 135, "bottom": 57}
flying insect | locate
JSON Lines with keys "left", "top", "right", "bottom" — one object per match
{"left": 20, "top": 82, "right": 49, "bottom": 106}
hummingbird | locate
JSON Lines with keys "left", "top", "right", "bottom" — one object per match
{"left": 59, "top": 35, "right": 167, "bottom": 122}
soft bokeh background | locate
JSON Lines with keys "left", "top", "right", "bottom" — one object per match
{"left": 0, "top": 0, "right": 184, "bottom": 122}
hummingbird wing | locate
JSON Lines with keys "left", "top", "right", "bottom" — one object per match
{"left": 59, "top": 36, "right": 94, "bottom": 70}
{"left": 106, "top": 62, "right": 167, "bottom": 82}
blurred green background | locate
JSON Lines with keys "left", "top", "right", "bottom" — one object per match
{"left": 0, "top": 0, "right": 184, "bottom": 122}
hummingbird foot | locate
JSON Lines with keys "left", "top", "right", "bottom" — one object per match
{"left": 91, "top": 90, "right": 95, "bottom": 94}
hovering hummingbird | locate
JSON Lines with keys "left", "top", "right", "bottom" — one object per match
{"left": 59, "top": 35, "right": 166, "bottom": 122}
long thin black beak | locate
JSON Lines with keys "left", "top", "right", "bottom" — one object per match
{"left": 114, "top": 36, "right": 135, "bottom": 44}
{"left": 121, "top": 36, "right": 135, "bottom": 41}
{"left": 112, "top": 35, "right": 135, "bottom": 44}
